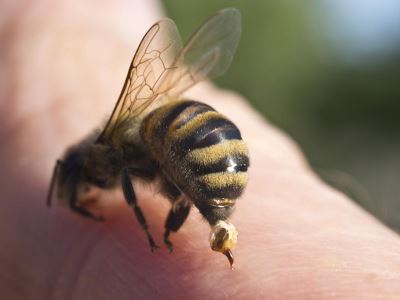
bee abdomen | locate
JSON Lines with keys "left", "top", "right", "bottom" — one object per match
{"left": 141, "top": 100, "right": 249, "bottom": 207}
{"left": 141, "top": 100, "right": 212, "bottom": 156}
{"left": 184, "top": 139, "right": 249, "bottom": 203}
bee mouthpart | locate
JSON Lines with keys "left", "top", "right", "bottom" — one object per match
{"left": 209, "top": 221, "right": 238, "bottom": 269}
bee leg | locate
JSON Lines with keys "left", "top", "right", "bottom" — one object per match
{"left": 121, "top": 168, "right": 159, "bottom": 252}
{"left": 164, "top": 197, "right": 192, "bottom": 253}
{"left": 70, "top": 203, "right": 105, "bottom": 222}
{"left": 69, "top": 184, "right": 105, "bottom": 222}
{"left": 69, "top": 178, "right": 105, "bottom": 222}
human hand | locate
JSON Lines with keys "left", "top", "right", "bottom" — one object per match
{"left": 1, "top": 1, "right": 399, "bottom": 299}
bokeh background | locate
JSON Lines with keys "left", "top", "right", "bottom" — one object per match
{"left": 162, "top": 0, "right": 400, "bottom": 231}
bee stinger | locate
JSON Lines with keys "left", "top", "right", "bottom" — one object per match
{"left": 47, "top": 8, "right": 248, "bottom": 268}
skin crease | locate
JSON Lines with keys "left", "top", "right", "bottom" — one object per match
{"left": 1, "top": 1, "right": 400, "bottom": 299}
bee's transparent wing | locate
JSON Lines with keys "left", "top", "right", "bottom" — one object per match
{"left": 97, "top": 8, "right": 241, "bottom": 143}
{"left": 158, "top": 8, "right": 241, "bottom": 100}
{"left": 97, "top": 19, "right": 183, "bottom": 142}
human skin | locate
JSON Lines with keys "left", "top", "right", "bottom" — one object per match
{"left": 1, "top": 1, "right": 399, "bottom": 299}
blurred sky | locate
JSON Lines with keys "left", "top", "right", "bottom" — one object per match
{"left": 322, "top": 0, "right": 400, "bottom": 62}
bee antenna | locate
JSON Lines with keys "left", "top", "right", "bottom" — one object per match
{"left": 47, "top": 160, "right": 62, "bottom": 208}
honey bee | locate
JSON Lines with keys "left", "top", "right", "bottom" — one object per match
{"left": 47, "top": 8, "right": 249, "bottom": 268}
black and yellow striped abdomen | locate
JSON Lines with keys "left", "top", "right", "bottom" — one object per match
{"left": 141, "top": 100, "right": 249, "bottom": 224}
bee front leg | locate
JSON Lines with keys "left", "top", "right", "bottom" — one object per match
{"left": 121, "top": 168, "right": 159, "bottom": 252}
{"left": 163, "top": 197, "right": 192, "bottom": 253}
{"left": 68, "top": 176, "right": 105, "bottom": 222}
{"left": 70, "top": 202, "right": 105, "bottom": 222}
{"left": 69, "top": 192, "right": 105, "bottom": 222}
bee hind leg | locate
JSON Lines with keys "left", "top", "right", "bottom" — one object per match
{"left": 164, "top": 199, "right": 191, "bottom": 252}
{"left": 161, "top": 180, "right": 192, "bottom": 252}
{"left": 121, "top": 168, "right": 159, "bottom": 252}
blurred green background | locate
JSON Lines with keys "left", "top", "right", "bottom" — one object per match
{"left": 162, "top": 0, "right": 400, "bottom": 230}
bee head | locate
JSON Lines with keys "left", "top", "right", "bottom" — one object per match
{"left": 47, "top": 145, "right": 86, "bottom": 207}
{"left": 209, "top": 221, "right": 238, "bottom": 269}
